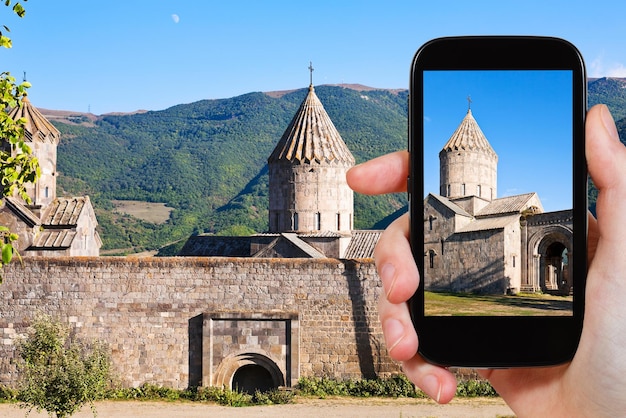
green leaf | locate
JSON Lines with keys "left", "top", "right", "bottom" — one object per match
{"left": 1, "top": 243, "right": 13, "bottom": 265}
{"left": 0, "top": 35, "right": 12, "bottom": 48}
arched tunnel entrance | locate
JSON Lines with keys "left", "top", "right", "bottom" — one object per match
{"left": 213, "top": 351, "right": 285, "bottom": 394}
{"left": 536, "top": 233, "right": 572, "bottom": 295}
{"left": 232, "top": 364, "right": 275, "bottom": 394}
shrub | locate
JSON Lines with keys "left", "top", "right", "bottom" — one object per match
{"left": 16, "top": 315, "right": 111, "bottom": 418}
{"left": 0, "top": 385, "right": 18, "bottom": 403}
{"left": 456, "top": 380, "right": 498, "bottom": 397}
{"left": 252, "top": 388, "right": 294, "bottom": 405}
{"left": 297, "top": 375, "right": 423, "bottom": 398}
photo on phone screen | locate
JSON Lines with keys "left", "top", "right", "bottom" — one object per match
{"left": 422, "top": 69, "right": 574, "bottom": 317}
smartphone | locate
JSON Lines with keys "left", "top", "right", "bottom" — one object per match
{"left": 408, "top": 36, "right": 587, "bottom": 367}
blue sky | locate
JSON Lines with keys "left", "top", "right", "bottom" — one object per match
{"left": 3, "top": 1, "right": 626, "bottom": 114}
{"left": 424, "top": 70, "right": 573, "bottom": 212}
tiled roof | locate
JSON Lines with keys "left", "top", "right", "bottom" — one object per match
{"left": 279, "top": 233, "right": 326, "bottom": 258}
{"left": 457, "top": 214, "right": 520, "bottom": 233}
{"left": 4, "top": 196, "right": 40, "bottom": 226}
{"left": 476, "top": 193, "right": 538, "bottom": 217}
{"left": 268, "top": 85, "right": 355, "bottom": 165}
{"left": 440, "top": 109, "right": 496, "bottom": 157}
{"left": 344, "top": 230, "right": 382, "bottom": 259}
{"left": 31, "top": 229, "right": 76, "bottom": 249}
{"left": 178, "top": 235, "right": 253, "bottom": 257}
{"left": 8, "top": 97, "right": 60, "bottom": 143}
{"left": 426, "top": 194, "right": 472, "bottom": 217}
{"left": 41, "top": 197, "right": 90, "bottom": 226}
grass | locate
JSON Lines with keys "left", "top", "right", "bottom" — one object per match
{"left": 111, "top": 200, "right": 173, "bottom": 224}
{"left": 425, "top": 291, "right": 573, "bottom": 316}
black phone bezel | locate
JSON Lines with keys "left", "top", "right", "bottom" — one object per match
{"left": 408, "top": 36, "right": 587, "bottom": 368}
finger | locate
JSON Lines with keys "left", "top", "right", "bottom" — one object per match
{"left": 402, "top": 355, "right": 458, "bottom": 404}
{"left": 374, "top": 213, "right": 419, "bottom": 304}
{"left": 346, "top": 150, "right": 409, "bottom": 195}
{"left": 586, "top": 104, "right": 626, "bottom": 249}
{"left": 378, "top": 295, "right": 419, "bottom": 361}
{"left": 587, "top": 211, "right": 598, "bottom": 266}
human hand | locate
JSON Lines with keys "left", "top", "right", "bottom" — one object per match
{"left": 346, "top": 104, "right": 626, "bottom": 416}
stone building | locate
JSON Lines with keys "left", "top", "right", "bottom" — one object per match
{"left": 0, "top": 97, "right": 101, "bottom": 256}
{"left": 180, "top": 81, "right": 380, "bottom": 259}
{"left": 424, "top": 108, "right": 573, "bottom": 294}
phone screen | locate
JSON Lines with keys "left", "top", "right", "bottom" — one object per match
{"left": 409, "top": 37, "right": 586, "bottom": 367}
{"left": 422, "top": 69, "right": 574, "bottom": 317}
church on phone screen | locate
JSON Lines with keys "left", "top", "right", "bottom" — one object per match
{"left": 423, "top": 108, "right": 573, "bottom": 295}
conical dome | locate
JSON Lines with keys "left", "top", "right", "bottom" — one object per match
{"left": 439, "top": 109, "right": 498, "bottom": 202}
{"left": 441, "top": 109, "right": 496, "bottom": 157}
{"left": 268, "top": 85, "right": 355, "bottom": 166}
{"left": 268, "top": 84, "right": 354, "bottom": 233}
{"left": 6, "top": 97, "right": 60, "bottom": 207}
{"left": 8, "top": 97, "right": 60, "bottom": 144}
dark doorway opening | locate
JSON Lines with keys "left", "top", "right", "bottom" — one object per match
{"left": 232, "top": 364, "right": 276, "bottom": 394}
{"left": 543, "top": 242, "right": 568, "bottom": 293}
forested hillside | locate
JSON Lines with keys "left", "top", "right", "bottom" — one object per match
{"left": 53, "top": 86, "right": 408, "bottom": 254}
{"left": 51, "top": 78, "right": 626, "bottom": 254}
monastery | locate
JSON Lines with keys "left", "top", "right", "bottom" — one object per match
{"left": 423, "top": 108, "right": 573, "bottom": 295}
{"left": 0, "top": 98, "right": 101, "bottom": 256}
{"left": 179, "top": 80, "right": 381, "bottom": 259}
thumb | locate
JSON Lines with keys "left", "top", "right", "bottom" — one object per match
{"left": 586, "top": 104, "right": 626, "bottom": 255}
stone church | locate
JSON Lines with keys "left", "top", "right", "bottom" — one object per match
{"left": 179, "top": 82, "right": 381, "bottom": 259}
{"left": 0, "top": 97, "right": 101, "bottom": 256}
{"left": 424, "top": 108, "right": 573, "bottom": 295}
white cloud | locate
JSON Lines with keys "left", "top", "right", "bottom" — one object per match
{"left": 171, "top": 14, "right": 180, "bottom": 24}
{"left": 589, "top": 54, "right": 626, "bottom": 78}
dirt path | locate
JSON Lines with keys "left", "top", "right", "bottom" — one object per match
{"left": 0, "top": 397, "right": 515, "bottom": 418}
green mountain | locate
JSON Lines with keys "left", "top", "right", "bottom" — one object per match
{"left": 53, "top": 86, "right": 408, "bottom": 254}
{"left": 50, "top": 79, "right": 626, "bottom": 254}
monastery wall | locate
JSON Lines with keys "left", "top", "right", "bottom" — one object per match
{"left": 0, "top": 257, "right": 400, "bottom": 389}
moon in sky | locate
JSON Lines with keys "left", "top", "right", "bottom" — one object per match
{"left": 171, "top": 14, "right": 180, "bottom": 24}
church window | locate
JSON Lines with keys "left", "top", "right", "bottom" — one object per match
{"left": 44, "top": 186, "right": 49, "bottom": 198}
{"left": 292, "top": 213, "right": 299, "bottom": 230}
{"left": 461, "top": 184, "right": 466, "bottom": 196}
{"left": 315, "top": 212, "right": 321, "bottom": 230}
{"left": 428, "top": 250, "right": 436, "bottom": 268}
{"left": 512, "top": 255, "right": 516, "bottom": 268}
{"left": 477, "top": 184, "right": 481, "bottom": 197}
{"left": 441, "top": 238, "right": 444, "bottom": 255}
{"left": 336, "top": 213, "right": 340, "bottom": 230}
{"left": 446, "top": 184, "right": 451, "bottom": 197}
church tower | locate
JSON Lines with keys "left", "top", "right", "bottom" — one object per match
{"left": 7, "top": 97, "right": 60, "bottom": 212}
{"left": 439, "top": 108, "right": 497, "bottom": 203}
{"left": 268, "top": 72, "right": 355, "bottom": 233}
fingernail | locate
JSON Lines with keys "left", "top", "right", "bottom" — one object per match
{"left": 382, "top": 318, "right": 404, "bottom": 353}
{"left": 600, "top": 104, "right": 619, "bottom": 142}
{"left": 380, "top": 263, "right": 396, "bottom": 297}
{"left": 421, "top": 374, "right": 442, "bottom": 403}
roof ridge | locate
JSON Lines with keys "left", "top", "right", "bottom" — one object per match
{"left": 268, "top": 86, "right": 355, "bottom": 165}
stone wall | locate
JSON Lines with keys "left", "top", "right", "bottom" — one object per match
{"left": 0, "top": 257, "right": 399, "bottom": 389}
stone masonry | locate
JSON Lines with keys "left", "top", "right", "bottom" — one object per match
{"left": 0, "top": 257, "right": 398, "bottom": 389}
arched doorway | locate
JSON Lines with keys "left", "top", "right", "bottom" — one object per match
{"left": 542, "top": 242, "right": 568, "bottom": 292}
{"left": 232, "top": 364, "right": 275, "bottom": 394}
{"left": 213, "top": 351, "right": 285, "bottom": 394}
{"left": 534, "top": 231, "right": 572, "bottom": 295}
